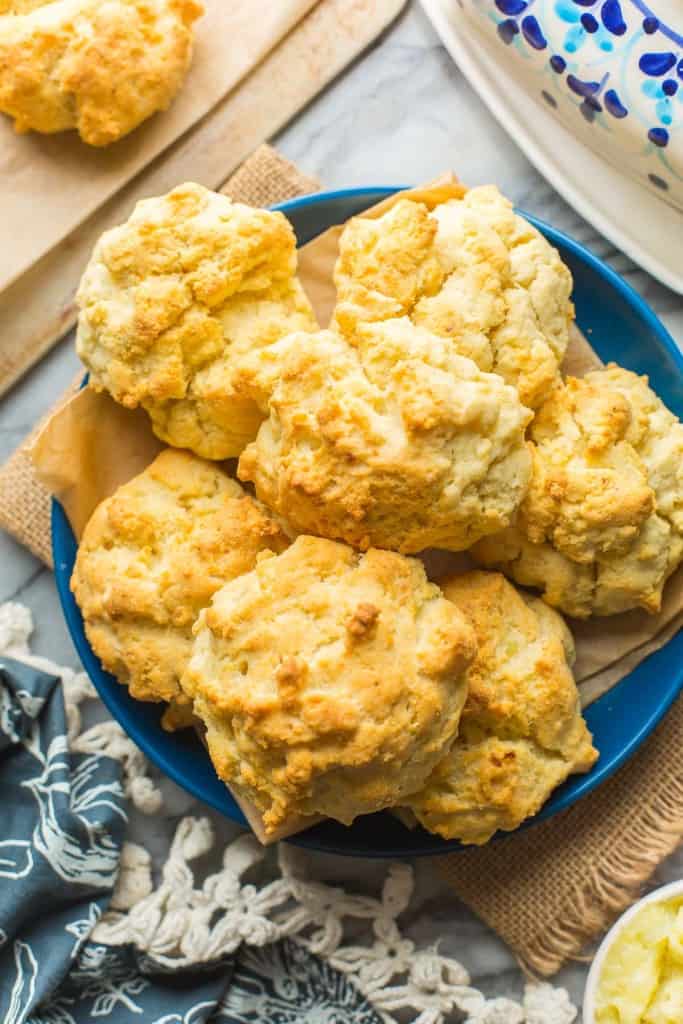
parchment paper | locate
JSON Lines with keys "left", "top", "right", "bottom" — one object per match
{"left": 0, "top": 0, "right": 318, "bottom": 293}
{"left": 31, "top": 176, "right": 683, "bottom": 841}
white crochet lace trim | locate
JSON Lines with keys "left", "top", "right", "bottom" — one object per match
{"left": 0, "top": 601, "right": 577, "bottom": 1024}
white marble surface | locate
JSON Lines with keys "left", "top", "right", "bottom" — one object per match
{"left": 1, "top": 1, "right": 682, "bottom": 1015}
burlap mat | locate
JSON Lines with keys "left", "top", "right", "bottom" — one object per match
{"left": 0, "top": 145, "right": 681, "bottom": 976}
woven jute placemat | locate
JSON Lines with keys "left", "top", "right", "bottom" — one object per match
{"left": 0, "top": 145, "right": 681, "bottom": 976}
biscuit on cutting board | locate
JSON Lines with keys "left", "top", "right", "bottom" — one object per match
{"left": 0, "top": 0, "right": 203, "bottom": 146}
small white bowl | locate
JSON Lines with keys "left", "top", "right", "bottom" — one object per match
{"left": 583, "top": 878, "right": 683, "bottom": 1023}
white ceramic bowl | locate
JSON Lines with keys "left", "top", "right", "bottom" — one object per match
{"left": 583, "top": 878, "right": 683, "bottom": 1022}
{"left": 460, "top": 0, "right": 683, "bottom": 211}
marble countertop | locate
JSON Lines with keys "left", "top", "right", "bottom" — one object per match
{"left": 1, "top": 2, "right": 681, "bottom": 1013}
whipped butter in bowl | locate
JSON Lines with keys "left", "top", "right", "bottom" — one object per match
{"left": 584, "top": 880, "right": 683, "bottom": 1023}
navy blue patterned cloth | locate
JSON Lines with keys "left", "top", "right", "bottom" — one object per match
{"left": 0, "top": 657, "right": 381, "bottom": 1024}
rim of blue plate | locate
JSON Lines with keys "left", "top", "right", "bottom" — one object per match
{"left": 52, "top": 186, "right": 683, "bottom": 857}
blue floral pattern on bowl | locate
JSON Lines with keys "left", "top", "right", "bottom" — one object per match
{"left": 462, "top": 0, "right": 683, "bottom": 209}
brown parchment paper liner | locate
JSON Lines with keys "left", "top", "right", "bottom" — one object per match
{"left": 230, "top": 794, "right": 322, "bottom": 846}
{"left": 29, "top": 174, "right": 683, "bottom": 852}
{"left": 192, "top": 722, "right": 323, "bottom": 844}
{"left": 0, "top": 0, "right": 318, "bottom": 295}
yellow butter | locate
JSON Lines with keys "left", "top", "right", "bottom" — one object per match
{"left": 596, "top": 897, "right": 683, "bottom": 1024}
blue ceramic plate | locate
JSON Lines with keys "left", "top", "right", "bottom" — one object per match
{"left": 53, "top": 188, "right": 683, "bottom": 857}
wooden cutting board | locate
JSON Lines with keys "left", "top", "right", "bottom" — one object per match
{"left": 0, "top": 0, "right": 318, "bottom": 294}
{"left": 0, "top": 0, "right": 407, "bottom": 397}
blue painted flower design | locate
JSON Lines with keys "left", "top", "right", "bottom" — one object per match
{"left": 495, "top": 0, "right": 549, "bottom": 51}
{"left": 566, "top": 70, "right": 607, "bottom": 120}
{"left": 640, "top": 79, "right": 679, "bottom": 142}
{"left": 473, "top": 0, "right": 683, "bottom": 200}
{"left": 638, "top": 49, "right": 683, "bottom": 147}
{"left": 554, "top": 0, "right": 625, "bottom": 55}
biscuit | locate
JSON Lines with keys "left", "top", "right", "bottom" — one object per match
{"left": 0, "top": 2, "right": 52, "bottom": 11}
{"left": 407, "top": 571, "right": 597, "bottom": 845}
{"left": 182, "top": 535, "right": 477, "bottom": 834}
{"left": 472, "top": 369, "right": 683, "bottom": 617}
{"left": 238, "top": 319, "right": 533, "bottom": 554}
{"left": 332, "top": 199, "right": 445, "bottom": 329}
{"left": 0, "top": 0, "right": 203, "bottom": 146}
{"left": 76, "top": 182, "right": 317, "bottom": 458}
{"left": 333, "top": 186, "right": 573, "bottom": 409}
{"left": 71, "top": 449, "right": 288, "bottom": 729}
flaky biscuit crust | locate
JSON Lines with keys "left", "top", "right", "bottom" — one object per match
{"left": 408, "top": 571, "right": 597, "bottom": 844}
{"left": 472, "top": 368, "right": 683, "bottom": 617}
{"left": 76, "top": 183, "right": 317, "bottom": 458}
{"left": 333, "top": 186, "right": 574, "bottom": 409}
{"left": 0, "top": 0, "right": 203, "bottom": 146}
{"left": 183, "top": 535, "right": 477, "bottom": 833}
{"left": 71, "top": 449, "right": 288, "bottom": 728}
{"left": 238, "top": 319, "right": 532, "bottom": 554}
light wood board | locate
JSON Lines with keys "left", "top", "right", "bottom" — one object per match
{"left": 0, "top": 0, "right": 318, "bottom": 293}
{"left": 0, "top": 0, "right": 407, "bottom": 397}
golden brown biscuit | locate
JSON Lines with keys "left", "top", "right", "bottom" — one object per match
{"left": 407, "top": 571, "right": 597, "bottom": 845}
{"left": 71, "top": 449, "right": 288, "bottom": 729}
{"left": 76, "top": 182, "right": 317, "bottom": 458}
{"left": 0, "top": 0, "right": 203, "bottom": 146}
{"left": 238, "top": 319, "right": 533, "bottom": 554}
{"left": 0, "top": 2, "right": 53, "bottom": 11}
{"left": 332, "top": 199, "right": 445, "bottom": 329}
{"left": 472, "top": 368, "right": 683, "bottom": 617}
{"left": 183, "top": 535, "right": 477, "bottom": 834}
{"left": 333, "top": 186, "right": 574, "bottom": 409}
{"left": 596, "top": 365, "right": 683, "bottom": 537}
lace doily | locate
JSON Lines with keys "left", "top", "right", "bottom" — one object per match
{"left": 0, "top": 601, "right": 577, "bottom": 1024}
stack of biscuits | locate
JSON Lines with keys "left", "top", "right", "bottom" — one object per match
{"left": 70, "top": 180, "right": 683, "bottom": 844}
